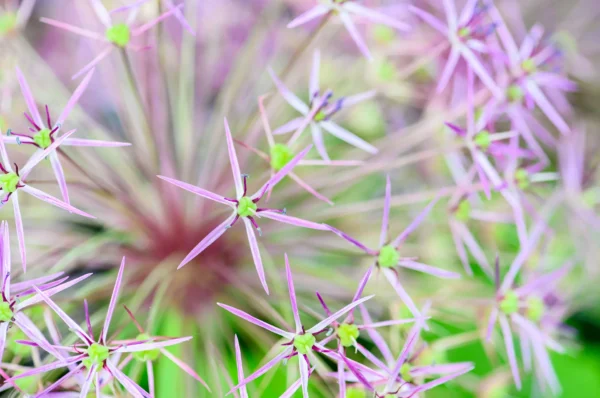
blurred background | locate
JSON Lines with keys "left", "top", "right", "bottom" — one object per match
{"left": 1, "top": 0, "right": 599, "bottom": 396}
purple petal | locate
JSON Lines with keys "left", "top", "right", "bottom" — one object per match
{"left": 274, "top": 117, "right": 305, "bottom": 136}
{"left": 55, "top": 68, "right": 95, "bottom": 127}
{"left": 132, "top": 4, "right": 184, "bottom": 36}
{"left": 228, "top": 347, "right": 292, "bottom": 394}
{"left": 258, "top": 211, "right": 329, "bottom": 231}
{"left": 32, "top": 363, "right": 86, "bottom": 397}
{"left": 1, "top": 222, "right": 10, "bottom": 296}
{"left": 408, "top": 5, "right": 448, "bottom": 34}
{"left": 398, "top": 260, "right": 461, "bottom": 279}
{"left": 40, "top": 17, "right": 108, "bottom": 41}
{"left": 307, "top": 295, "right": 374, "bottom": 334}
{"left": 442, "top": 0, "right": 457, "bottom": 29}
{"left": 460, "top": 46, "right": 503, "bottom": 99}
{"left": 267, "top": 68, "right": 309, "bottom": 114}
{"left": 61, "top": 138, "right": 131, "bottom": 147}
{"left": 287, "top": 5, "right": 329, "bottom": 29}
{"left": 72, "top": 46, "right": 113, "bottom": 80}
{"left": 217, "top": 303, "right": 293, "bottom": 339}
{"left": 407, "top": 365, "right": 474, "bottom": 395}
{"left": 310, "top": 122, "right": 330, "bottom": 161}
{"left": 223, "top": 118, "right": 244, "bottom": 197}
{"left": 12, "top": 193, "right": 26, "bottom": 272}
{"left": 436, "top": 46, "right": 461, "bottom": 93}
{"left": 243, "top": 218, "right": 268, "bottom": 294}
{"left": 338, "top": 11, "right": 372, "bottom": 60}
{"left": 21, "top": 185, "right": 95, "bottom": 219}
{"left": 20, "top": 128, "right": 77, "bottom": 178}
{"left": 116, "top": 337, "right": 192, "bottom": 353}
{"left": 288, "top": 172, "right": 333, "bottom": 205}
{"left": 320, "top": 121, "right": 378, "bottom": 154}
{"left": 178, "top": 213, "right": 236, "bottom": 269}
{"left": 15, "top": 273, "right": 92, "bottom": 311}
{"left": 157, "top": 175, "right": 233, "bottom": 207}
{"left": 525, "top": 80, "right": 570, "bottom": 135}
{"left": 253, "top": 145, "right": 311, "bottom": 199}
{"left": 101, "top": 257, "right": 125, "bottom": 343}
{"left": 15, "top": 66, "right": 43, "bottom": 128}
{"left": 299, "top": 355, "right": 309, "bottom": 398}
{"left": 9, "top": 355, "right": 83, "bottom": 381}
{"left": 234, "top": 335, "right": 248, "bottom": 398}
{"left": 161, "top": 347, "right": 211, "bottom": 391}
{"left": 499, "top": 314, "right": 521, "bottom": 390}
{"left": 49, "top": 151, "right": 70, "bottom": 204}
{"left": 352, "top": 265, "right": 373, "bottom": 304}
{"left": 382, "top": 269, "right": 421, "bottom": 319}
{"left": 343, "top": 3, "right": 410, "bottom": 31}
{"left": 359, "top": 305, "right": 394, "bottom": 365}
{"left": 79, "top": 366, "right": 96, "bottom": 397}
{"left": 411, "top": 362, "right": 473, "bottom": 376}
{"left": 310, "top": 50, "right": 320, "bottom": 98}
{"left": 379, "top": 175, "right": 391, "bottom": 246}
{"left": 285, "top": 253, "right": 302, "bottom": 333}
{"left": 392, "top": 197, "right": 439, "bottom": 247}
{"left": 106, "top": 361, "right": 150, "bottom": 398}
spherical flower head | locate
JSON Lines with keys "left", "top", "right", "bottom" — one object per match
{"left": 455, "top": 200, "right": 471, "bottom": 222}
{"left": 499, "top": 291, "right": 519, "bottom": 315}
{"left": 293, "top": 333, "right": 315, "bottom": 355}
{"left": 0, "top": 301, "right": 13, "bottom": 322}
{"left": 237, "top": 196, "right": 257, "bottom": 217}
{"left": 347, "top": 387, "right": 366, "bottom": 398}
{"left": 521, "top": 58, "right": 537, "bottom": 74}
{"left": 0, "top": 172, "right": 20, "bottom": 193}
{"left": 515, "top": 168, "right": 530, "bottom": 190}
{"left": 526, "top": 296, "right": 545, "bottom": 322}
{"left": 0, "top": 12, "right": 17, "bottom": 36}
{"left": 270, "top": 143, "right": 294, "bottom": 171}
{"left": 33, "top": 128, "right": 52, "bottom": 149}
{"left": 83, "top": 343, "right": 110, "bottom": 369}
{"left": 337, "top": 323, "right": 359, "bottom": 347}
{"left": 400, "top": 362, "right": 413, "bottom": 382}
{"left": 378, "top": 244, "right": 399, "bottom": 268}
{"left": 106, "top": 23, "right": 131, "bottom": 47}
{"left": 506, "top": 85, "right": 524, "bottom": 103}
{"left": 474, "top": 130, "right": 492, "bottom": 151}
{"left": 132, "top": 333, "right": 161, "bottom": 361}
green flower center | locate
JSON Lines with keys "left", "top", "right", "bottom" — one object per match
{"left": 457, "top": 27, "right": 471, "bottom": 38}
{"left": 83, "top": 343, "right": 110, "bottom": 369}
{"left": 506, "top": 84, "right": 524, "bottom": 102}
{"left": 313, "top": 110, "right": 327, "bottom": 122}
{"left": 33, "top": 128, "right": 52, "bottom": 149}
{"left": 499, "top": 290, "right": 519, "bottom": 315}
{"left": 373, "top": 25, "right": 395, "bottom": 43}
{"left": 0, "top": 172, "right": 20, "bottom": 193}
{"left": 400, "top": 362, "right": 413, "bottom": 382}
{"left": 515, "top": 168, "right": 530, "bottom": 190}
{"left": 455, "top": 200, "right": 471, "bottom": 222}
{"left": 526, "top": 296, "right": 545, "bottom": 322}
{"left": 376, "top": 59, "right": 397, "bottom": 82}
{"left": 106, "top": 24, "right": 131, "bottom": 47}
{"left": 337, "top": 323, "right": 360, "bottom": 347}
{"left": 378, "top": 245, "right": 399, "bottom": 268}
{"left": 293, "top": 333, "right": 315, "bottom": 355}
{"left": 521, "top": 58, "right": 536, "bottom": 74}
{"left": 0, "top": 301, "right": 13, "bottom": 322}
{"left": 0, "top": 13, "right": 17, "bottom": 35}
{"left": 132, "top": 333, "right": 161, "bottom": 362}
{"left": 237, "top": 196, "right": 257, "bottom": 217}
{"left": 270, "top": 144, "right": 294, "bottom": 171}
{"left": 346, "top": 387, "right": 366, "bottom": 398}
{"left": 474, "top": 129, "right": 492, "bottom": 151}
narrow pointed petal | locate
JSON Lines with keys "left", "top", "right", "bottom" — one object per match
{"left": 310, "top": 122, "right": 330, "bottom": 161}
{"left": 380, "top": 175, "right": 392, "bottom": 246}
{"left": 79, "top": 367, "right": 96, "bottom": 398}
{"left": 22, "top": 185, "right": 95, "bottom": 219}
{"left": 310, "top": 50, "right": 320, "bottom": 98}
{"left": 258, "top": 211, "right": 329, "bottom": 231}
{"left": 217, "top": 303, "right": 294, "bottom": 339}
{"left": 12, "top": 193, "right": 26, "bottom": 272}
{"left": 16, "top": 273, "right": 92, "bottom": 311}
{"left": 274, "top": 117, "right": 305, "bottom": 135}
{"left": 392, "top": 197, "right": 439, "bottom": 247}
{"left": 525, "top": 81, "right": 570, "bottom": 135}
{"left": 178, "top": 213, "right": 236, "bottom": 269}
{"left": 408, "top": 6, "right": 448, "bottom": 34}
{"left": 455, "top": 222, "right": 492, "bottom": 276}
{"left": 499, "top": 314, "right": 521, "bottom": 390}
{"left": 55, "top": 68, "right": 95, "bottom": 127}
{"left": 157, "top": 175, "right": 233, "bottom": 207}
{"left": 49, "top": 151, "right": 70, "bottom": 204}
{"left": 21, "top": 128, "right": 77, "bottom": 178}
{"left": 1, "top": 222, "right": 10, "bottom": 296}
{"left": 106, "top": 361, "right": 149, "bottom": 398}
{"left": 343, "top": 3, "right": 410, "bottom": 31}
{"left": 442, "top": 0, "right": 457, "bottom": 30}
{"left": 90, "top": 0, "right": 112, "bottom": 26}
{"left": 299, "top": 356, "right": 310, "bottom": 398}
{"left": 40, "top": 17, "right": 108, "bottom": 41}
{"left": 268, "top": 68, "right": 309, "bottom": 114}
{"left": 436, "top": 46, "right": 461, "bottom": 93}
{"left": 398, "top": 260, "right": 461, "bottom": 279}
{"left": 61, "top": 138, "right": 131, "bottom": 147}
{"left": 234, "top": 336, "right": 248, "bottom": 398}
{"left": 0, "top": 323, "right": 7, "bottom": 365}
{"left": 383, "top": 269, "right": 421, "bottom": 318}
{"left": 341, "top": 90, "right": 377, "bottom": 109}
{"left": 242, "top": 218, "right": 268, "bottom": 294}
{"left": 450, "top": 221, "right": 471, "bottom": 275}
{"left": 486, "top": 307, "right": 498, "bottom": 342}
{"left": 33, "top": 363, "right": 86, "bottom": 397}
{"left": 339, "top": 11, "right": 372, "bottom": 60}
{"left": 307, "top": 295, "right": 373, "bottom": 333}
{"left": 72, "top": 46, "right": 113, "bottom": 80}
{"left": 224, "top": 118, "right": 244, "bottom": 197}
{"left": 288, "top": 172, "right": 333, "bottom": 205}
{"left": 352, "top": 265, "right": 373, "bottom": 304}
{"left": 359, "top": 305, "right": 394, "bottom": 364}
{"left": 407, "top": 366, "right": 474, "bottom": 395}
{"left": 101, "top": 257, "right": 125, "bottom": 343}
{"left": 116, "top": 337, "right": 192, "bottom": 353}
{"left": 458, "top": 0, "right": 479, "bottom": 25}
{"left": 228, "top": 348, "right": 292, "bottom": 394}
{"left": 16, "top": 66, "right": 43, "bottom": 127}
{"left": 320, "top": 121, "right": 378, "bottom": 154}
{"left": 253, "top": 145, "right": 311, "bottom": 198}
{"left": 9, "top": 356, "right": 83, "bottom": 381}
{"left": 287, "top": 5, "right": 329, "bottom": 29}
{"left": 284, "top": 254, "right": 302, "bottom": 333}
{"left": 411, "top": 362, "right": 473, "bottom": 376}
{"left": 161, "top": 348, "right": 211, "bottom": 391}
{"left": 132, "top": 5, "right": 184, "bottom": 36}
{"left": 460, "top": 46, "right": 503, "bottom": 98}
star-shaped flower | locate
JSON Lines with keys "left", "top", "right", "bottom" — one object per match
{"left": 8, "top": 67, "right": 131, "bottom": 205}
{"left": 269, "top": 50, "right": 378, "bottom": 160}
{"left": 287, "top": 1, "right": 410, "bottom": 60}
{"left": 40, "top": 0, "right": 184, "bottom": 79}
{"left": 220, "top": 254, "right": 374, "bottom": 396}
{"left": 158, "top": 118, "right": 331, "bottom": 294}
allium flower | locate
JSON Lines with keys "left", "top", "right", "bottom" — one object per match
{"left": 8, "top": 67, "right": 131, "bottom": 205}
{"left": 269, "top": 50, "right": 378, "bottom": 160}
{"left": 8, "top": 258, "right": 194, "bottom": 397}
{"left": 330, "top": 175, "right": 460, "bottom": 318}
{"left": 158, "top": 118, "right": 331, "bottom": 294}
{"left": 40, "top": 0, "right": 184, "bottom": 79}
{"left": 0, "top": 127, "right": 95, "bottom": 271}
{"left": 219, "top": 254, "right": 374, "bottom": 396}
{"left": 287, "top": 1, "right": 410, "bottom": 60}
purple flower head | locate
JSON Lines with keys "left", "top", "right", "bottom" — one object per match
{"left": 219, "top": 254, "right": 374, "bottom": 396}
{"left": 287, "top": 1, "right": 410, "bottom": 60}
{"left": 269, "top": 51, "right": 378, "bottom": 160}
{"left": 158, "top": 118, "right": 332, "bottom": 294}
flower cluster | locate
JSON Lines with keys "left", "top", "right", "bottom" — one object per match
{"left": 0, "top": 0, "right": 597, "bottom": 397}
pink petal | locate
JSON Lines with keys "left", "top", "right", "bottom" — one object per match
{"left": 79, "top": 366, "right": 96, "bottom": 397}
{"left": 101, "top": 257, "right": 125, "bottom": 343}
{"left": 106, "top": 361, "right": 150, "bottom": 398}
{"left": 12, "top": 193, "right": 26, "bottom": 272}
{"left": 21, "top": 185, "right": 95, "bottom": 219}
{"left": 299, "top": 355, "right": 310, "bottom": 398}
{"left": 382, "top": 268, "right": 421, "bottom": 319}
{"left": 408, "top": 6, "right": 448, "bottom": 34}
{"left": 320, "top": 121, "right": 378, "bottom": 154}
{"left": 1, "top": 222, "right": 10, "bottom": 296}
{"left": 274, "top": 117, "right": 305, "bottom": 136}
{"left": 499, "top": 314, "right": 521, "bottom": 390}
{"left": 339, "top": 11, "right": 372, "bottom": 60}
{"left": 442, "top": 0, "right": 457, "bottom": 30}
{"left": 116, "top": 337, "right": 192, "bottom": 353}
{"left": 392, "top": 196, "right": 439, "bottom": 247}
{"left": 55, "top": 68, "right": 95, "bottom": 127}
{"left": 161, "top": 347, "right": 211, "bottom": 391}
{"left": 310, "top": 122, "right": 330, "bottom": 161}
{"left": 359, "top": 305, "right": 394, "bottom": 365}
{"left": 217, "top": 303, "right": 293, "bottom": 339}
{"left": 287, "top": 5, "right": 330, "bottom": 29}
{"left": 407, "top": 366, "right": 473, "bottom": 395}
{"left": 233, "top": 335, "right": 248, "bottom": 398}
{"left": 224, "top": 118, "right": 244, "bottom": 198}
{"left": 242, "top": 218, "right": 268, "bottom": 294}
{"left": 90, "top": 0, "right": 112, "bottom": 26}
{"left": 21, "top": 128, "right": 77, "bottom": 178}
{"left": 284, "top": 253, "right": 302, "bottom": 333}
{"left": 132, "top": 4, "right": 184, "bottom": 36}
{"left": 379, "top": 175, "right": 392, "bottom": 246}
{"left": 40, "top": 17, "right": 107, "bottom": 41}
{"left": 49, "top": 151, "right": 70, "bottom": 204}
{"left": 157, "top": 175, "right": 233, "bottom": 207}
{"left": 307, "top": 295, "right": 373, "bottom": 334}
{"left": 228, "top": 347, "right": 292, "bottom": 394}
{"left": 178, "top": 213, "right": 236, "bottom": 269}
{"left": 310, "top": 50, "right": 320, "bottom": 98}
{"left": 258, "top": 211, "right": 329, "bottom": 231}
{"left": 288, "top": 172, "right": 333, "bottom": 205}
{"left": 15, "top": 66, "right": 43, "bottom": 127}
{"left": 15, "top": 273, "right": 92, "bottom": 311}
{"left": 31, "top": 363, "right": 86, "bottom": 397}
{"left": 525, "top": 80, "right": 570, "bottom": 135}
{"left": 61, "top": 138, "right": 131, "bottom": 147}
{"left": 268, "top": 68, "right": 309, "bottom": 114}
{"left": 460, "top": 46, "right": 503, "bottom": 98}
{"left": 72, "top": 46, "right": 113, "bottom": 80}
{"left": 343, "top": 3, "right": 410, "bottom": 31}
{"left": 398, "top": 260, "right": 461, "bottom": 279}
{"left": 253, "top": 145, "right": 311, "bottom": 199}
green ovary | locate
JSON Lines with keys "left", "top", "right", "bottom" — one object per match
{"left": 526, "top": 296, "right": 545, "bottom": 322}
{"left": 376, "top": 59, "right": 397, "bottom": 82}
{"left": 132, "top": 333, "right": 160, "bottom": 361}
{"left": 313, "top": 110, "right": 327, "bottom": 122}
{"left": 237, "top": 196, "right": 257, "bottom": 217}
{"left": 506, "top": 85, "right": 524, "bottom": 102}
{"left": 293, "top": 333, "right": 315, "bottom": 355}
{"left": 346, "top": 387, "right": 366, "bottom": 398}
{"left": 515, "top": 168, "right": 530, "bottom": 190}
{"left": 83, "top": 343, "right": 110, "bottom": 369}
{"left": 455, "top": 200, "right": 471, "bottom": 222}
{"left": 33, "top": 128, "right": 52, "bottom": 149}
{"left": 270, "top": 144, "right": 294, "bottom": 171}
{"left": 378, "top": 245, "right": 399, "bottom": 268}
{"left": 337, "top": 323, "right": 360, "bottom": 347}
{"left": 0, "top": 172, "right": 20, "bottom": 193}
{"left": 521, "top": 58, "right": 536, "bottom": 74}
{"left": 0, "top": 302, "right": 13, "bottom": 322}
{"left": 457, "top": 27, "right": 471, "bottom": 38}
{"left": 499, "top": 291, "right": 519, "bottom": 315}
{"left": 400, "top": 363, "right": 413, "bottom": 382}
{"left": 0, "top": 13, "right": 17, "bottom": 35}
{"left": 106, "top": 24, "right": 131, "bottom": 47}
{"left": 474, "top": 129, "right": 492, "bottom": 151}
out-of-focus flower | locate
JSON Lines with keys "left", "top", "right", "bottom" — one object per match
{"left": 0, "top": 0, "right": 36, "bottom": 37}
